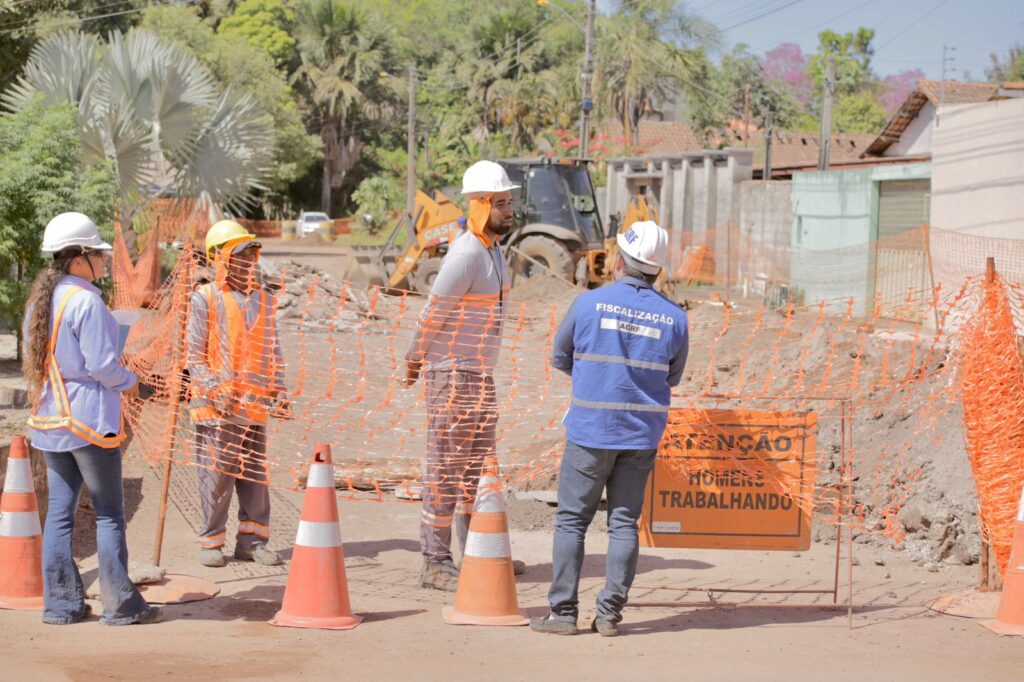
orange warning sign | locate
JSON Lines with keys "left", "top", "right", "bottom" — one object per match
{"left": 640, "top": 408, "right": 817, "bottom": 551}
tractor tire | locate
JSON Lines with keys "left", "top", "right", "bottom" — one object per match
{"left": 515, "top": 236, "right": 575, "bottom": 283}
{"left": 414, "top": 257, "right": 443, "bottom": 294}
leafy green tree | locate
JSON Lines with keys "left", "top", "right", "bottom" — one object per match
{"left": 4, "top": 29, "right": 275, "bottom": 229}
{"left": 808, "top": 28, "right": 876, "bottom": 96}
{"left": 293, "top": 0, "right": 399, "bottom": 214}
{"left": 0, "top": 98, "right": 119, "bottom": 340}
{"left": 987, "top": 45, "right": 1024, "bottom": 82}
{"left": 832, "top": 90, "right": 888, "bottom": 134}
{"left": 141, "top": 6, "right": 321, "bottom": 213}
{"left": 351, "top": 175, "right": 403, "bottom": 233}
{"left": 218, "top": 0, "right": 297, "bottom": 65}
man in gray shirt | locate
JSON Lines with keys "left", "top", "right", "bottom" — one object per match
{"left": 403, "top": 160, "right": 517, "bottom": 590}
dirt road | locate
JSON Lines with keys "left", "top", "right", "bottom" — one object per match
{"left": 1, "top": 451, "right": 1020, "bottom": 682}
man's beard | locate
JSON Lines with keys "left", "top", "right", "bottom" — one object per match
{"left": 489, "top": 220, "right": 515, "bottom": 236}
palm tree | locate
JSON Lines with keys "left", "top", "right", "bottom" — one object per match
{"left": 3, "top": 29, "right": 274, "bottom": 229}
{"left": 292, "top": 0, "right": 398, "bottom": 214}
{"left": 597, "top": 0, "right": 717, "bottom": 146}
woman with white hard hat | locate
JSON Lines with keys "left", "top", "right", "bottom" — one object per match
{"left": 23, "top": 212, "right": 161, "bottom": 625}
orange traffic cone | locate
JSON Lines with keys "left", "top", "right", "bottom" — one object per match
{"left": 443, "top": 457, "right": 528, "bottom": 626}
{"left": 0, "top": 435, "right": 44, "bottom": 611}
{"left": 983, "top": 485, "right": 1024, "bottom": 635}
{"left": 270, "top": 443, "right": 361, "bottom": 630}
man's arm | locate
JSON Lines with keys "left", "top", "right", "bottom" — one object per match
{"left": 402, "top": 253, "right": 476, "bottom": 385}
{"left": 667, "top": 318, "right": 690, "bottom": 388}
{"left": 185, "top": 289, "right": 220, "bottom": 397}
{"left": 550, "top": 297, "right": 580, "bottom": 376}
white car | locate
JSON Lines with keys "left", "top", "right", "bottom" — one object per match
{"left": 298, "top": 211, "right": 331, "bottom": 236}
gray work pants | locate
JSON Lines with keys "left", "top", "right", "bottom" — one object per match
{"left": 548, "top": 440, "right": 656, "bottom": 624}
{"left": 420, "top": 369, "right": 497, "bottom": 561}
{"left": 195, "top": 422, "right": 271, "bottom": 551}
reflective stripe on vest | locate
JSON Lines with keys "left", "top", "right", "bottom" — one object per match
{"left": 189, "top": 284, "right": 277, "bottom": 423}
{"left": 570, "top": 397, "right": 670, "bottom": 413}
{"left": 27, "top": 287, "right": 126, "bottom": 449}
{"left": 572, "top": 352, "right": 670, "bottom": 372}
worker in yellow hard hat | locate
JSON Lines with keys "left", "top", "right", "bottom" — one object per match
{"left": 186, "top": 220, "right": 289, "bottom": 567}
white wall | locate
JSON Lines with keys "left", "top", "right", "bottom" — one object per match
{"left": 886, "top": 104, "right": 935, "bottom": 157}
{"left": 930, "top": 97, "right": 1024, "bottom": 240}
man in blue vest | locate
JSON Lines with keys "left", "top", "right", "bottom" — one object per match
{"left": 531, "top": 220, "right": 689, "bottom": 637}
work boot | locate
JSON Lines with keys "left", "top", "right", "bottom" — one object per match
{"left": 133, "top": 607, "right": 164, "bottom": 625}
{"left": 420, "top": 558, "right": 460, "bottom": 591}
{"left": 234, "top": 542, "right": 283, "bottom": 566}
{"left": 197, "top": 548, "right": 226, "bottom": 567}
{"left": 591, "top": 617, "right": 619, "bottom": 637}
{"left": 512, "top": 559, "right": 526, "bottom": 575}
{"left": 529, "top": 613, "right": 578, "bottom": 635}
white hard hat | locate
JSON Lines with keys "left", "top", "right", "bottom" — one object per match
{"left": 461, "top": 160, "right": 519, "bottom": 199}
{"left": 41, "top": 212, "right": 112, "bottom": 253}
{"left": 616, "top": 220, "right": 669, "bottom": 275}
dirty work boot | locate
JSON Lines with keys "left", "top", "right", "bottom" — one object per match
{"left": 234, "top": 542, "right": 283, "bottom": 566}
{"left": 591, "top": 617, "right": 619, "bottom": 637}
{"left": 420, "top": 558, "right": 460, "bottom": 591}
{"left": 512, "top": 559, "right": 526, "bottom": 575}
{"left": 530, "top": 614, "right": 578, "bottom": 635}
{"left": 197, "top": 548, "right": 226, "bottom": 567}
{"left": 133, "top": 607, "right": 164, "bottom": 625}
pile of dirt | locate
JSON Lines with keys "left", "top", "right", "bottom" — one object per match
{"left": 510, "top": 272, "right": 578, "bottom": 305}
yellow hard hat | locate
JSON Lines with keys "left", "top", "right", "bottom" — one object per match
{"left": 205, "top": 220, "right": 255, "bottom": 258}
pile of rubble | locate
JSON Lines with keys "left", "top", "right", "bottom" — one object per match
{"left": 271, "top": 261, "right": 391, "bottom": 332}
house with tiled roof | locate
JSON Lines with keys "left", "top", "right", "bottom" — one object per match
{"left": 863, "top": 80, "right": 1018, "bottom": 159}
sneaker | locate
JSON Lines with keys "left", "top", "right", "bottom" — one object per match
{"left": 234, "top": 542, "right": 283, "bottom": 566}
{"left": 591, "top": 617, "right": 619, "bottom": 637}
{"left": 530, "top": 614, "right": 578, "bottom": 635}
{"left": 420, "top": 558, "right": 460, "bottom": 591}
{"left": 197, "top": 548, "right": 226, "bottom": 567}
{"left": 512, "top": 559, "right": 526, "bottom": 575}
{"left": 134, "top": 607, "right": 164, "bottom": 625}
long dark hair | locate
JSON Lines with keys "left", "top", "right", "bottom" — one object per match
{"left": 23, "top": 249, "right": 80, "bottom": 399}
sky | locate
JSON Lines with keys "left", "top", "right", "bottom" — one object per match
{"left": 602, "top": 0, "right": 1024, "bottom": 81}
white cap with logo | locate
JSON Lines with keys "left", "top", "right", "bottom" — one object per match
{"left": 616, "top": 220, "right": 669, "bottom": 275}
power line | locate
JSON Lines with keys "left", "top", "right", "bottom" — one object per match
{"left": 876, "top": 0, "right": 953, "bottom": 51}
{"left": 1, "top": 0, "right": 136, "bottom": 32}
{"left": 755, "top": 0, "right": 879, "bottom": 51}
{"left": 718, "top": 0, "right": 807, "bottom": 33}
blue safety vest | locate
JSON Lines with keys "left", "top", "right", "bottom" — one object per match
{"left": 554, "top": 276, "right": 688, "bottom": 450}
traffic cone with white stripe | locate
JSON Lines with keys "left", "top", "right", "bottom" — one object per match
{"left": 269, "top": 443, "right": 361, "bottom": 630}
{"left": 0, "top": 435, "right": 44, "bottom": 610}
{"left": 983, "top": 485, "right": 1024, "bottom": 636}
{"left": 443, "top": 457, "right": 528, "bottom": 626}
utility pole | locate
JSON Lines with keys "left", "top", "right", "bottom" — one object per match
{"left": 406, "top": 65, "right": 417, "bottom": 218}
{"left": 743, "top": 86, "right": 751, "bottom": 144}
{"left": 578, "top": 0, "right": 595, "bottom": 158}
{"left": 817, "top": 54, "right": 834, "bottom": 171}
{"left": 940, "top": 44, "right": 957, "bottom": 105}
{"left": 764, "top": 107, "right": 774, "bottom": 181}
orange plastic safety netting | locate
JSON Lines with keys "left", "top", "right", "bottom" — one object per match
{"left": 109, "top": 221, "right": 1024, "bottom": 571}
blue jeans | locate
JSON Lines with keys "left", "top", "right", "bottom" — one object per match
{"left": 548, "top": 440, "right": 656, "bottom": 624}
{"left": 42, "top": 445, "right": 152, "bottom": 625}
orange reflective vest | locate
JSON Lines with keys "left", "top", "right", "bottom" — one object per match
{"left": 188, "top": 284, "right": 279, "bottom": 424}
{"left": 28, "top": 287, "right": 126, "bottom": 449}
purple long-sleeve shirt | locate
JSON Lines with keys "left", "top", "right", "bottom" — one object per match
{"left": 27, "top": 275, "right": 137, "bottom": 452}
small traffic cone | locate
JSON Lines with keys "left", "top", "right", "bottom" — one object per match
{"left": 983, "top": 485, "right": 1024, "bottom": 636}
{"left": 0, "top": 435, "right": 44, "bottom": 610}
{"left": 270, "top": 443, "right": 361, "bottom": 630}
{"left": 443, "top": 457, "right": 527, "bottom": 626}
